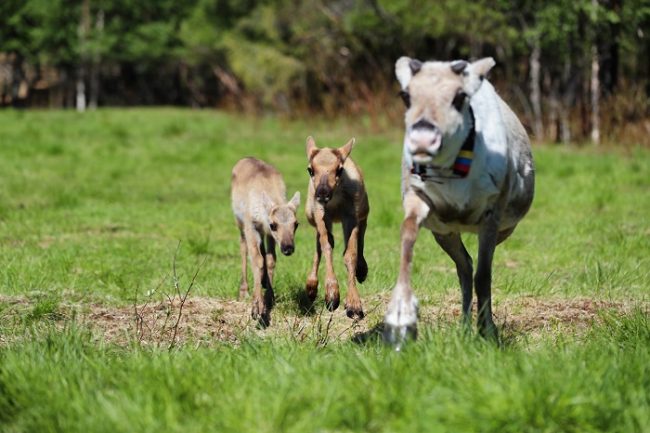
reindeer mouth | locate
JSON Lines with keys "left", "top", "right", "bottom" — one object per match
{"left": 412, "top": 151, "right": 435, "bottom": 164}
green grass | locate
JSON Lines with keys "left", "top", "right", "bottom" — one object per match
{"left": 0, "top": 108, "right": 649, "bottom": 432}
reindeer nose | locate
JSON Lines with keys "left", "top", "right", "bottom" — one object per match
{"left": 409, "top": 120, "right": 442, "bottom": 160}
{"left": 281, "top": 244, "right": 294, "bottom": 256}
{"left": 315, "top": 187, "right": 331, "bottom": 203}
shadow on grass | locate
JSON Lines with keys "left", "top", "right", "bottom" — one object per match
{"left": 351, "top": 322, "right": 384, "bottom": 345}
{"left": 291, "top": 286, "right": 318, "bottom": 317}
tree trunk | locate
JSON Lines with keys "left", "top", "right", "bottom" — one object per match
{"left": 89, "top": 9, "right": 104, "bottom": 110}
{"left": 529, "top": 39, "right": 544, "bottom": 141}
{"left": 77, "top": 0, "right": 91, "bottom": 112}
{"left": 590, "top": 39, "right": 601, "bottom": 144}
{"left": 590, "top": 0, "right": 601, "bottom": 144}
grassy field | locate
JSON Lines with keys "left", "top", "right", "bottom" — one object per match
{"left": 0, "top": 109, "right": 649, "bottom": 432}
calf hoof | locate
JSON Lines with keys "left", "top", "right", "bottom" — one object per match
{"left": 325, "top": 294, "right": 340, "bottom": 312}
{"left": 324, "top": 279, "right": 340, "bottom": 311}
{"left": 251, "top": 299, "right": 270, "bottom": 328}
{"left": 356, "top": 257, "right": 368, "bottom": 283}
{"left": 382, "top": 323, "right": 417, "bottom": 351}
{"left": 345, "top": 305, "right": 365, "bottom": 320}
{"left": 305, "top": 278, "right": 318, "bottom": 302}
{"left": 238, "top": 288, "right": 249, "bottom": 300}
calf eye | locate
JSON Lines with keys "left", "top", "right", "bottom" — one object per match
{"left": 294, "top": 222, "right": 299, "bottom": 230}
{"left": 270, "top": 223, "right": 277, "bottom": 231}
{"left": 399, "top": 90, "right": 411, "bottom": 108}
{"left": 307, "top": 166, "right": 314, "bottom": 177}
{"left": 336, "top": 166, "right": 344, "bottom": 177}
{"left": 452, "top": 91, "right": 467, "bottom": 111}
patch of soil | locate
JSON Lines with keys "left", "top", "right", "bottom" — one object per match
{"left": 0, "top": 293, "right": 645, "bottom": 348}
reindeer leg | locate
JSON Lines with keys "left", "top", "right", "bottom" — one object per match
{"left": 315, "top": 207, "right": 339, "bottom": 311}
{"left": 355, "top": 218, "right": 368, "bottom": 283}
{"left": 245, "top": 223, "right": 269, "bottom": 327}
{"left": 237, "top": 222, "right": 249, "bottom": 299}
{"left": 475, "top": 209, "right": 500, "bottom": 341}
{"left": 264, "top": 234, "right": 276, "bottom": 309}
{"left": 305, "top": 232, "right": 321, "bottom": 302}
{"left": 433, "top": 232, "right": 473, "bottom": 327}
{"left": 384, "top": 192, "right": 429, "bottom": 349}
{"left": 342, "top": 218, "right": 364, "bottom": 319}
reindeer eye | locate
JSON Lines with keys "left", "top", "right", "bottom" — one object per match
{"left": 307, "top": 166, "right": 314, "bottom": 177}
{"left": 294, "top": 222, "right": 299, "bottom": 230}
{"left": 269, "top": 223, "right": 277, "bottom": 231}
{"left": 336, "top": 166, "right": 344, "bottom": 177}
{"left": 399, "top": 90, "right": 411, "bottom": 108}
{"left": 452, "top": 91, "right": 467, "bottom": 111}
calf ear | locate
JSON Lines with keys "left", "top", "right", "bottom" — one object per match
{"left": 338, "top": 138, "right": 355, "bottom": 161}
{"left": 462, "top": 57, "right": 496, "bottom": 96}
{"left": 306, "top": 136, "right": 318, "bottom": 159}
{"left": 288, "top": 191, "right": 300, "bottom": 211}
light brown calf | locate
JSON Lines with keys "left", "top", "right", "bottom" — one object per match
{"left": 231, "top": 157, "right": 300, "bottom": 326}
{"left": 304, "top": 136, "right": 369, "bottom": 319}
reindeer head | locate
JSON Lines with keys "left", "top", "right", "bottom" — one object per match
{"left": 263, "top": 191, "right": 300, "bottom": 256}
{"left": 395, "top": 57, "right": 495, "bottom": 168}
{"left": 305, "top": 136, "right": 354, "bottom": 204}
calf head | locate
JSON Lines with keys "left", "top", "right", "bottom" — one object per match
{"left": 263, "top": 192, "right": 300, "bottom": 256}
{"left": 395, "top": 57, "right": 495, "bottom": 167}
{"left": 305, "top": 136, "right": 354, "bottom": 204}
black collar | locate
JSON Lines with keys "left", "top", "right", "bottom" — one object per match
{"left": 411, "top": 106, "right": 476, "bottom": 182}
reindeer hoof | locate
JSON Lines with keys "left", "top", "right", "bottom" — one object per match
{"left": 305, "top": 278, "right": 318, "bottom": 302}
{"left": 345, "top": 305, "right": 365, "bottom": 320}
{"left": 325, "top": 279, "right": 339, "bottom": 311}
{"left": 478, "top": 320, "right": 499, "bottom": 343}
{"left": 239, "top": 287, "right": 249, "bottom": 300}
{"left": 251, "top": 299, "right": 270, "bottom": 328}
{"left": 325, "top": 295, "right": 340, "bottom": 312}
{"left": 382, "top": 323, "right": 417, "bottom": 351}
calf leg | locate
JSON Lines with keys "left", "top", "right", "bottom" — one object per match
{"left": 237, "top": 224, "right": 249, "bottom": 299}
{"left": 355, "top": 218, "right": 368, "bottom": 283}
{"left": 315, "top": 208, "right": 339, "bottom": 311}
{"left": 305, "top": 233, "right": 321, "bottom": 302}
{"left": 263, "top": 235, "right": 276, "bottom": 308}
{"left": 384, "top": 192, "right": 429, "bottom": 349}
{"left": 245, "top": 224, "right": 270, "bottom": 327}
{"left": 342, "top": 219, "right": 364, "bottom": 319}
{"left": 433, "top": 232, "right": 473, "bottom": 325}
{"left": 475, "top": 210, "right": 500, "bottom": 340}
{"left": 264, "top": 235, "right": 276, "bottom": 289}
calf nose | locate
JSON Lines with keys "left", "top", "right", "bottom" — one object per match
{"left": 315, "top": 186, "right": 331, "bottom": 203}
{"left": 281, "top": 244, "right": 294, "bottom": 256}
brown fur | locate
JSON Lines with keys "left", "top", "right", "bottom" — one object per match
{"left": 304, "top": 136, "right": 369, "bottom": 319}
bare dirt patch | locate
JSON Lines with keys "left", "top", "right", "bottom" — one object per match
{"left": 2, "top": 293, "right": 645, "bottom": 348}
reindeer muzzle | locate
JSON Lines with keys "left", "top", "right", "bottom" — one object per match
{"left": 281, "top": 244, "right": 295, "bottom": 256}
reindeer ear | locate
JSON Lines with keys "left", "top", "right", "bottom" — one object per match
{"left": 396, "top": 56, "right": 422, "bottom": 90}
{"left": 306, "top": 136, "right": 318, "bottom": 159}
{"left": 338, "top": 138, "right": 355, "bottom": 161}
{"left": 461, "top": 57, "right": 496, "bottom": 96}
{"left": 288, "top": 191, "right": 300, "bottom": 210}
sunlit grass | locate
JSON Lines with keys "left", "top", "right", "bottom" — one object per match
{"left": 0, "top": 109, "right": 648, "bottom": 432}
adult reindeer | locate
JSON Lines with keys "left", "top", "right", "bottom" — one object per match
{"left": 384, "top": 57, "right": 535, "bottom": 347}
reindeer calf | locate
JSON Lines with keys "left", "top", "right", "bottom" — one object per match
{"left": 231, "top": 157, "right": 300, "bottom": 326}
{"left": 304, "top": 136, "right": 369, "bottom": 319}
